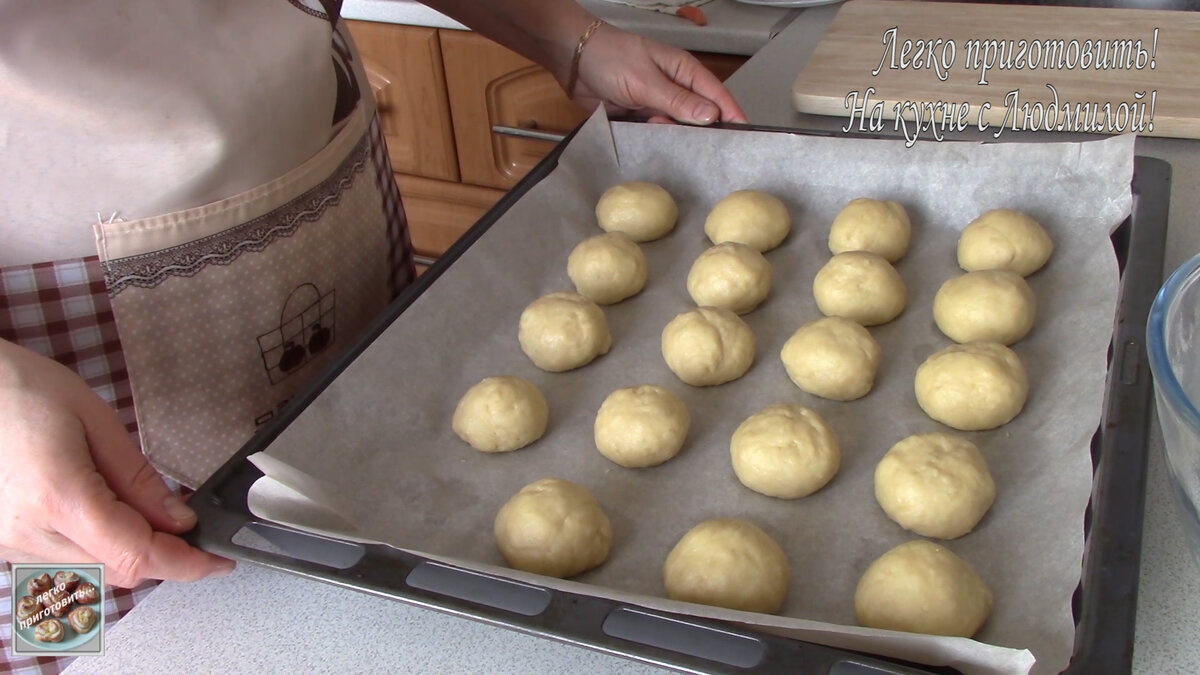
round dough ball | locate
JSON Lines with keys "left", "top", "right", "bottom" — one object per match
{"left": 829, "top": 198, "right": 912, "bottom": 262}
{"left": 494, "top": 478, "right": 612, "bottom": 578}
{"left": 874, "top": 433, "right": 995, "bottom": 539}
{"left": 661, "top": 307, "right": 756, "bottom": 387}
{"left": 567, "top": 233, "right": 648, "bottom": 305}
{"left": 730, "top": 404, "right": 840, "bottom": 499}
{"left": 934, "top": 270, "right": 1036, "bottom": 345}
{"left": 780, "top": 316, "right": 881, "bottom": 401}
{"left": 663, "top": 518, "right": 789, "bottom": 614}
{"left": 957, "top": 208, "right": 1053, "bottom": 277}
{"left": 703, "top": 190, "right": 791, "bottom": 253}
{"left": 595, "top": 181, "right": 678, "bottom": 242}
{"left": 813, "top": 251, "right": 906, "bottom": 326}
{"left": 686, "top": 243, "right": 772, "bottom": 314}
{"left": 914, "top": 342, "right": 1028, "bottom": 431}
{"left": 519, "top": 292, "right": 612, "bottom": 372}
{"left": 594, "top": 385, "right": 690, "bottom": 468}
{"left": 855, "top": 540, "right": 993, "bottom": 637}
{"left": 452, "top": 376, "right": 549, "bottom": 453}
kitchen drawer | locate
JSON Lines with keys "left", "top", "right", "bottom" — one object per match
{"left": 347, "top": 21, "right": 459, "bottom": 182}
{"left": 397, "top": 173, "right": 505, "bottom": 257}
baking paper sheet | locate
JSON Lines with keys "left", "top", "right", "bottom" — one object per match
{"left": 248, "top": 109, "right": 1135, "bottom": 675}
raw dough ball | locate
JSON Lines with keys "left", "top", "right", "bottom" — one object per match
{"left": 567, "top": 233, "right": 648, "bottom": 305}
{"left": 595, "top": 181, "right": 678, "bottom": 242}
{"left": 686, "top": 243, "right": 772, "bottom": 314}
{"left": 855, "top": 539, "right": 993, "bottom": 637}
{"left": 663, "top": 518, "right": 789, "bottom": 614}
{"left": 829, "top": 198, "right": 912, "bottom": 262}
{"left": 494, "top": 478, "right": 612, "bottom": 578}
{"left": 519, "top": 292, "right": 612, "bottom": 372}
{"left": 813, "top": 251, "right": 906, "bottom": 326}
{"left": 780, "top": 316, "right": 881, "bottom": 401}
{"left": 452, "top": 376, "right": 549, "bottom": 453}
{"left": 661, "top": 307, "right": 756, "bottom": 386}
{"left": 914, "top": 342, "right": 1028, "bottom": 431}
{"left": 594, "top": 385, "right": 690, "bottom": 468}
{"left": 957, "top": 208, "right": 1053, "bottom": 276}
{"left": 703, "top": 190, "right": 791, "bottom": 253}
{"left": 730, "top": 404, "right": 840, "bottom": 499}
{"left": 874, "top": 433, "right": 995, "bottom": 539}
{"left": 934, "top": 270, "right": 1036, "bottom": 345}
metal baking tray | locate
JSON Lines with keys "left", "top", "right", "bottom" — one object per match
{"left": 186, "top": 122, "right": 1170, "bottom": 674}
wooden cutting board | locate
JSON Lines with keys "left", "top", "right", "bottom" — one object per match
{"left": 792, "top": 0, "right": 1200, "bottom": 139}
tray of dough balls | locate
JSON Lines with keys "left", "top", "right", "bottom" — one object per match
{"left": 210, "top": 109, "right": 1151, "bottom": 675}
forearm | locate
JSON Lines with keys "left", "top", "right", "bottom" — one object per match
{"left": 417, "top": 0, "right": 595, "bottom": 84}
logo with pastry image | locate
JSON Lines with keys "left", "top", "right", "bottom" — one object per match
{"left": 10, "top": 564, "right": 105, "bottom": 656}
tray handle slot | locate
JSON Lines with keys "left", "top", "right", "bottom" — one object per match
{"left": 1118, "top": 339, "right": 1141, "bottom": 386}
{"left": 405, "top": 562, "right": 551, "bottom": 617}
{"left": 601, "top": 608, "right": 936, "bottom": 674}
{"left": 602, "top": 607, "right": 765, "bottom": 668}
{"left": 230, "top": 522, "right": 366, "bottom": 570}
{"left": 828, "top": 662, "right": 933, "bottom": 675}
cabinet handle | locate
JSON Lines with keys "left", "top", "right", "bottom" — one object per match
{"left": 491, "top": 125, "right": 567, "bottom": 143}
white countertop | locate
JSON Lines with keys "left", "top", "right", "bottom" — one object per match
{"left": 341, "top": 0, "right": 799, "bottom": 55}
{"left": 64, "top": 4, "right": 1200, "bottom": 674}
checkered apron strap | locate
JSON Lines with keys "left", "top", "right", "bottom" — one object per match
{"left": 367, "top": 112, "right": 417, "bottom": 298}
{"left": 0, "top": 257, "right": 139, "bottom": 443}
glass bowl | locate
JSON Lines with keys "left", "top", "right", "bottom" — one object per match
{"left": 1148, "top": 252, "right": 1200, "bottom": 565}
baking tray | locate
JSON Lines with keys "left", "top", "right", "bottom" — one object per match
{"left": 185, "top": 122, "right": 1170, "bottom": 674}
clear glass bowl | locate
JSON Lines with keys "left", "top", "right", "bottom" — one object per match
{"left": 1148, "top": 252, "right": 1200, "bottom": 565}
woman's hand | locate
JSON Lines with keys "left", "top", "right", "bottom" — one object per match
{"left": 0, "top": 340, "right": 234, "bottom": 587}
{"left": 568, "top": 24, "right": 748, "bottom": 125}
{"left": 415, "top": 1, "right": 747, "bottom": 125}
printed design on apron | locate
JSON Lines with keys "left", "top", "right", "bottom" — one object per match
{"left": 258, "top": 281, "right": 336, "bottom": 385}
{"left": 286, "top": 0, "right": 341, "bottom": 24}
{"left": 101, "top": 134, "right": 369, "bottom": 295}
{"left": 95, "top": 106, "right": 400, "bottom": 487}
{"left": 330, "top": 22, "right": 361, "bottom": 126}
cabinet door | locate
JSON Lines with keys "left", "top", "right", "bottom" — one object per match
{"left": 347, "top": 21, "right": 459, "bottom": 182}
{"left": 440, "top": 30, "right": 589, "bottom": 190}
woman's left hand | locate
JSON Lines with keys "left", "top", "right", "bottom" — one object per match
{"left": 569, "top": 24, "right": 748, "bottom": 126}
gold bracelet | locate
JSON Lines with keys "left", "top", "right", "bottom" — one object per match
{"left": 566, "top": 19, "right": 605, "bottom": 98}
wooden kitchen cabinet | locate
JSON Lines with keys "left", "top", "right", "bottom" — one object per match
{"left": 347, "top": 21, "right": 458, "bottom": 182}
{"left": 348, "top": 21, "right": 746, "bottom": 258}
{"left": 440, "top": 30, "right": 591, "bottom": 191}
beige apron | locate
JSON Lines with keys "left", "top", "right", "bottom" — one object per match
{"left": 92, "top": 29, "right": 413, "bottom": 487}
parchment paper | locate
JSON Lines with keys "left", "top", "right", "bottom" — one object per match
{"left": 247, "top": 109, "right": 1135, "bottom": 675}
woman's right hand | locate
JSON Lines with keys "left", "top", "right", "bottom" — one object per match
{"left": 0, "top": 339, "right": 234, "bottom": 587}
{"left": 567, "top": 23, "right": 747, "bottom": 126}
